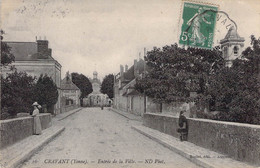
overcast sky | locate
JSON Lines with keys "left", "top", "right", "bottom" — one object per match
{"left": 1, "top": 0, "right": 260, "bottom": 80}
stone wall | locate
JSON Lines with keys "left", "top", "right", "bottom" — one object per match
{"left": 143, "top": 113, "right": 260, "bottom": 165}
{"left": 146, "top": 99, "right": 194, "bottom": 117}
{"left": 132, "top": 96, "right": 144, "bottom": 116}
{"left": 118, "top": 96, "right": 127, "bottom": 112}
{"left": 0, "top": 113, "right": 52, "bottom": 149}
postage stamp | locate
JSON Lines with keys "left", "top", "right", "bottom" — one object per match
{"left": 179, "top": 1, "right": 218, "bottom": 49}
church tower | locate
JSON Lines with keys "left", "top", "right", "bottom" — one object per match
{"left": 93, "top": 71, "right": 98, "bottom": 79}
{"left": 220, "top": 26, "right": 245, "bottom": 67}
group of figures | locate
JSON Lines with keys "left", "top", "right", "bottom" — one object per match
{"left": 31, "top": 102, "right": 42, "bottom": 135}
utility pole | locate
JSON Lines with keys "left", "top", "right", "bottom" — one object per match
{"left": 143, "top": 47, "right": 147, "bottom": 114}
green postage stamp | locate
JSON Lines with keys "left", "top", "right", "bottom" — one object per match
{"left": 179, "top": 2, "right": 218, "bottom": 49}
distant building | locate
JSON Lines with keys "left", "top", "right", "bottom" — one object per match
{"left": 113, "top": 59, "right": 145, "bottom": 116}
{"left": 83, "top": 71, "right": 112, "bottom": 107}
{"left": 60, "top": 72, "right": 81, "bottom": 112}
{"left": 114, "top": 59, "right": 196, "bottom": 117}
{"left": 220, "top": 26, "right": 245, "bottom": 67}
{"left": 2, "top": 39, "right": 62, "bottom": 114}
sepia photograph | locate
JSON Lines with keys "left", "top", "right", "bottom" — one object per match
{"left": 0, "top": 0, "right": 260, "bottom": 167}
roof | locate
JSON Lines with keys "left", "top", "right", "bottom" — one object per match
{"left": 123, "top": 66, "right": 135, "bottom": 81}
{"left": 127, "top": 89, "right": 140, "bottom": 95}
{"left": 220, "top": 26, "right": 245, "bottom": 44}
{"left": 122, "top": 59, "right": 145, "bottom": 82}
{"left": 61, "top": 77, "right": 80, "bottom": 90}
{"left": 5, "top": 41, "right": 54, "bottom": 61}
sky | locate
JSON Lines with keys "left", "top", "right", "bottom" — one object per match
{"left": 1, "top": 0, "right": 260, "bottom": 80}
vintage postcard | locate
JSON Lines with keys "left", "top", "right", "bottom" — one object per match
{"left": 1, "top": 0, "right": 260, "bottom": 168}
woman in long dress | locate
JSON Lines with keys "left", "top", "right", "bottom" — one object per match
{"left": 187, "top": 7, "right": 211, "bottom": 46}
{"left": 32, "top": 102, "right": 42, "bottom": 135}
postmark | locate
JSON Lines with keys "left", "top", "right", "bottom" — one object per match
{"left": 179, "top": 1, "right": 218, "bottom": 49}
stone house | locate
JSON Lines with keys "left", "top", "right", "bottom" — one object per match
{"left": 2, "top": 39, "right": 62, "bottom": 114}
{"left": 60, "top": 72, "right": 81, "bottom": 112}
{"left": 113, "top": 59, "right": 146, "bottom": 116}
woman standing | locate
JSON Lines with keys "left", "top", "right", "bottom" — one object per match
{"left": 32, "top": 102, "right": 42, "bottom": 135}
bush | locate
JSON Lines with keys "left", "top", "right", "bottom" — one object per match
{"left": 34, "top": 74, "right": 58, "bottom": 114}
{"left": 1, "top": 71, "right": 36, "bottom": 118}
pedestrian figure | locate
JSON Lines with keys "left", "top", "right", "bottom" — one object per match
{"left": 177, "top": 110, "right": 188, "bottom": 141}
{"left": 32, "top": 102, "right": 42, "bottom": 135}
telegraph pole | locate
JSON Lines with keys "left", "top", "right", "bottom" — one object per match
{"left": 143, "top": 47, "right": 147, "bottom": 114}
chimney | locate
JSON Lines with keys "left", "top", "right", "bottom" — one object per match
{"left": 119, "top": 65, "right": 124, "bottom": 87}
{"left": 120, "top": 65, "right": 124, "bottom": 79}
{"left": 48, "top": 48, "right": 52, "bottom": 57}
{"left": 125, "top": 65, "right": 128, "bottom": 72}
{"left": 134, "top": 59, "right": 138, "bottom": 77}
{"left": 37, "top": 39, "right": 49, "bottom": 58}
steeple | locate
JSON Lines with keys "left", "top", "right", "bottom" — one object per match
{"left": 93, "top": 71, "right": 98, "bottom": 79}
{"left": 220, "top": 26, "right": 245, "bottom": 67}
{"left": 65, "top": 71, "right": 71, "bottom": 83}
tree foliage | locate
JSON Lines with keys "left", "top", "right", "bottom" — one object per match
{"left": 34, "top": 74, "right": 59, "bottom": 114}
{"left": 100, "top": 74, "right": 114, "bottom": 99}
{"left": 200, "top": 35, "right": 260, "bottom": 124}
{"left": 135, "top": 43, "right": 223, "bottom": 104}
{"left": 135, "top": 38, "right": 260, "bottom": 124}
{"left": 71, "top": 72, "right": 93, "bottom": 102}
{"left": 1, "top": 71, "right": 36, "bottom": 118}
{"left": 1, "top": 30, "right": 15, "bottom": 66}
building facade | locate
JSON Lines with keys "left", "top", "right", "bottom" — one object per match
{"left": 60, "top": 72, "right": 81, "bottom": 112}
{"left": 220, "top": 26, "right": 245, "bottom": 67}
{"left": 83, "top": 71, "right": 112, "bottom": 107}
{"left": 113, "top": 59, "right": 146, "bottom": 116}
{"left": 2, "top": 39, "right": 62, "bottom": 114}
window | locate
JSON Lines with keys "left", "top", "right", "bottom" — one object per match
{"left": 234, "top": 46, "right": 238, "bottom": 56}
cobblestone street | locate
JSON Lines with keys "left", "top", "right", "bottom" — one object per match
{"left": 21, "top": 108, "right": 199, "bottom": 168}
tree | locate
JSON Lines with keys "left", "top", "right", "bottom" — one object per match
{"left": 100, "top": 74, "right": 114, "bottom": 99}
{"left": 135, "top": 43, "right": 223, "bottom": 105}
{"left": 71, "top": 73, "right": 93, "bottom": 106}
{"left": 1, "top": 30, "right": 15, "bottom": 66}
{"left": 199, "top": 35, "right": 260, "bottom": 124}
{"left": 1, "top": 71, "right": 36, "bottom": 118}
{"left": 34, "top": 74, "right": 59, "bottom": 114}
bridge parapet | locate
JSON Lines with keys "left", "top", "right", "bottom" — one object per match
{"left": 0, "top": 113, "right": 52, "bottom": 149}
{"left": 143, "top": 113, "right": 260, "bottom": 165}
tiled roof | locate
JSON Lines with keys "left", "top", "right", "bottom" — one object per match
{"left": 122, "top": 59, "right": 145, "bottom": 82}
{"left": 123, "top": 66, "right": 135, "bottom": 81}
{"left": 61, "top": 77, "right": 80, "bottom": 90}
{"left": 5, "top": 41, "right": 53, "bottom": 61}
{"left": 220, "top": 26, "right": 245, "bottom": 43}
